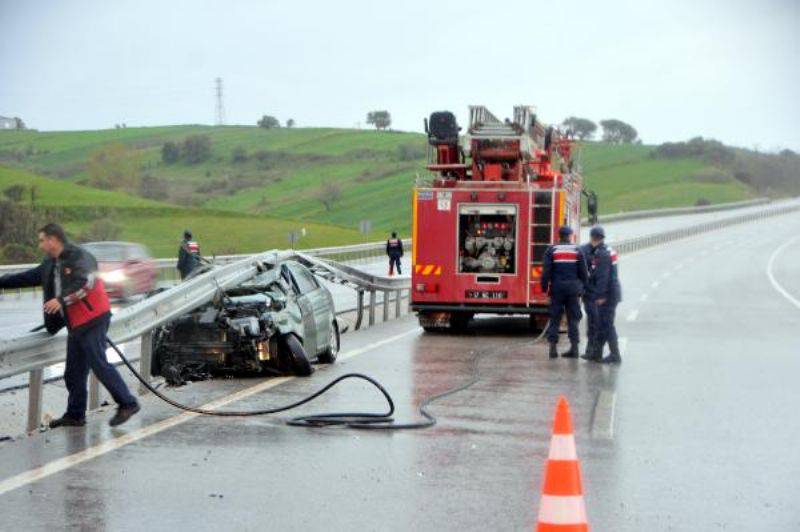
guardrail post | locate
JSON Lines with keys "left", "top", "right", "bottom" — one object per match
{"left": 368, "top": 289, "right": 376, "bottom": 326}
{"left": 382, "top": 290, "right": 390, "bottom": 322}
{"left": 355, "top": 290, "right": 365, "bottom": 330}
{"left": 88, "top": 374, "right": 101, "bottom": 410}
{"left": 394, "top": 289, "right": 401, "bottom": 318}
{"left": 139, "top": 331, "right": 153, "bottom": 395}
{"left": 27, "top": 369, "right": 44, "bottom": 432}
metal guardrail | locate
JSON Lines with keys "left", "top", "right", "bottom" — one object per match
{"left": 3, "top": 200, "right": 800, "bottom": 434}
{"left": 611, "top": 201, "right": 800, "bottom": 254}
{"left": 581, "top": 197, "right": 771, "bottom": 225}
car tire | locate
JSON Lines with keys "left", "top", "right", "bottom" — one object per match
{"left": 318, "top": 321, "right": 340, "bottom": 364}
{"left": 281, "top": 334, "right": 313, "bottom": 377}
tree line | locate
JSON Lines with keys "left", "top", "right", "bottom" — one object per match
{"left": 562, "top": 116, "right": 639, "bottom": 144}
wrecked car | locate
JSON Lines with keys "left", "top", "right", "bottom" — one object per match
{"left": 150, "top": 260, "right": 340, "bottom": 385}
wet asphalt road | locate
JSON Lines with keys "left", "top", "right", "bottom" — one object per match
{"left": 1, "top": 210, "right": 800, "bottom": 530}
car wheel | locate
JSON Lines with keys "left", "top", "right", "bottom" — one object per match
{"left": 318, "top": 321, "right": 339, "bottom": 364}
{"left": 280, "top": 334, "right": 313, "bottom": 377}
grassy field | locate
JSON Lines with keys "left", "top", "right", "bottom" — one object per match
{"left": 0, "top": 126, "right": 757, "bottom": 259}
{"left": 0, "top": 165, "right": 369, "bottom": 261}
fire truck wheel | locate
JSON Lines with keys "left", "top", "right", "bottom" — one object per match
{"left": 449, "top": 313, "right": 472, "bottom": 331}
{"left": 529, "top": 314, "right": 548, "bottom": 332}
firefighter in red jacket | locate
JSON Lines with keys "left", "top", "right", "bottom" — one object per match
{"left": 0, "top": 224, "right": 140, "bottom": 428}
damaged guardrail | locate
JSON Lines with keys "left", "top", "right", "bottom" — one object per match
{"left": 0, "top": 248, "right": 413, "bottom": 432}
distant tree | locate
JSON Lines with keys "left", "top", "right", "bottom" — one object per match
{"left": 366, "top": 111, "right": 391, "bottom": 130}
{"left": 161, "top": 141, "right": 181, "bottom": 164}
{"left": 139, "top": 175, "right": 169, "bottom": 200}
{"left": 599, "top": 119, "right": 638, "bottom": 144}
{"left": 78, "top": 219, "right": 122, "bottom": 242}
{"left": 562, "top": 117, "right": 597, "bottom": 140}
{"left": 231, "top": 146, "right": 248, "bottom": 163}
{"left": 12, "top": 117, "right": 26, "bottom": 130}
{"left": 87, "top": 143, "right": 140, "bottom": 189}
{"left": 181, "top": 135, "right": 212, "bottom": 164}
{"left": 2, "top": 243, "right": 38, "bottom": 263}
{"left": 258, "top": 115, "right": 281, "bottom": 129}
{"left": 286, "top": 118, "right": 295, "bottom": 128}
{"left": 3, "top": 185, "right": 26, "bottom": 202}
{"left": 315, "top": 181, "right": 342, "bottom": 211}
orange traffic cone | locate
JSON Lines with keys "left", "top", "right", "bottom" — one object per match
{"left": 536, "top": 396, "right": 589, "bottom": 531}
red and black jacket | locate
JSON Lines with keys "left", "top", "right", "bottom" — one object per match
{"left": 0, "top": 243, "right": 111, "bottom": 334}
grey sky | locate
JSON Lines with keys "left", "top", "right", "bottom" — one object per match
{"left": 1, "top": 0, "right": 798, "bottom": 150}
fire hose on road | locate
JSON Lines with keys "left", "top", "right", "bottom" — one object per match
{"left": 105, "top": 324, "right": 549, "bottom": 430}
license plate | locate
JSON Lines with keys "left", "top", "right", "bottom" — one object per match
{"left": 465, "top": 290, "right": 507, "bottom": 299}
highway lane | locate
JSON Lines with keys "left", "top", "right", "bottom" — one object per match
{"left": 0, "top": 210, "right": 798, "bottom": 530}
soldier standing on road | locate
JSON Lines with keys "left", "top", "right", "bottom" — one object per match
{"left": 386, "top": 232, "right": 404, "bottom": 276}
{"left": 580, "top": 235, "right": 598, "bottom": 359}
{"left": 177, "top": 229, "right": 201, "bottom": 280}
{"left": 0, "top": 223, "right": 140, "bottom": 428}
{"left": 584, "top": 225, "right": 623, "bottom": 364}
{"left": 541, "top": 226, "right": 589, "bottom": 359}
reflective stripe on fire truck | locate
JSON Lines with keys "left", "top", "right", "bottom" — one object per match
{"left": 415, "top": 264, "right": 442, "bottom": 276}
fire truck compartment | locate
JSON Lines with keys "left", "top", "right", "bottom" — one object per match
{"left": 458, "top": 204, "right": 517, "bottom": 275}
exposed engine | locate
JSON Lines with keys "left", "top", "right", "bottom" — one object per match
{"left": 152, "top": 289, "right": 281, "bottom": 385}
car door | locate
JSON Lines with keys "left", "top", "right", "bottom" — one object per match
{"left": 282, "top": 263, "right": 318, "bottom": 355}
{"left": 287, "top": 263, "right": 332, "bottom": 354}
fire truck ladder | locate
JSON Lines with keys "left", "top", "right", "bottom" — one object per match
{"left": 528, "top": 189, "right": 553, "bottom": 303}
{"left": 468, "top": 105, "right": 517, "bottom": 137}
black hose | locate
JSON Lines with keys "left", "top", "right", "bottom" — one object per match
{"left": 106, "top": 320, "right": 548, "bottom": 430}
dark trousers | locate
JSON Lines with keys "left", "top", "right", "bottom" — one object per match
{"left": 583, "top": 297, "right": 598, "bottom": 347}
{"left": 64, "top": 315, "right": 137, "bottom": 419}
{"left": 595, "top": 301, "right": 618, "bottom": 351}
{"left": 388, "top": 255, "right": 402, "bottom": 275}
{"left": 546, "top": 290, "right": 582, "bottom": 344}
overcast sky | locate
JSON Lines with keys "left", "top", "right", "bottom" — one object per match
{"left": 1, "top": 0, "right": 798, "bottom": 150}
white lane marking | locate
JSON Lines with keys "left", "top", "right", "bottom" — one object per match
{"left": 651, "top": 280, "right": 660, "bottom": 289}
{"left": 0, "top": 327, "right": 421, "bottom": 497}
{"left": 591, "top": 390, "right": 616, "bottom": 440}
{"left": 640, "top": 294, "right": 649, "bottom": 302}
{"left": 626, "top": 310, "right": 639, "bottom": 322}
{"left": 766, "top": 236, "right": 800, "bottom": 310}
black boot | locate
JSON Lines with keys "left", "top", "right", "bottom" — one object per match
{"left": 49, "top": 415, "right": 86, "bottom": 428}
{"left": 109, "top": 403, "right": 140, "bottom": 427}
{"left": 548, "top": 342, "right": 558, "bottom": 359}
{"left": 581, "top": 342, "right": 594, "bottom": 359}
{"left": 583, "top": 343, "right": 603, "bottom": 362}
{"left": 600, "top": 339, "right": 622, "bottom": 364}
{"left": 561, "top": 342, "right": 579, "bottom": 358}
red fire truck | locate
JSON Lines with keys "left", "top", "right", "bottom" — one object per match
{"left": 411, "top": 105, "right": 594, "bottom": 331}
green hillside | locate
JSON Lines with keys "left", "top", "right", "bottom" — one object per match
{"left": 0, "top": 165, "right": 368, "bottom": 261}
{"left": 0, "top": 125, "right": 757, "bottom": 260}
